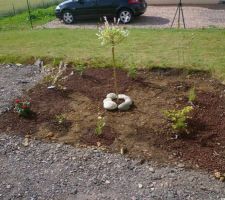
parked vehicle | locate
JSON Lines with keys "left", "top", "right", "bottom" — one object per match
{"left": 55, "top": 0, "right": 147, "bottom": 24}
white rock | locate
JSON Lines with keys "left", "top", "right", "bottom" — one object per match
{"left": 138, "top": 183, "right": 143, "bottom": 189}
{"left": 103, "top": 100, "right": 117, "bottom": 110}
{"left": 106, "top": 93, "right": 117, "bottom": 99}
{"left": 118, "top": 94, "right": 132, "bottom": 111}
{"left": 103, "top": 97, "right": 113, "bottom": 103}
{"left": 118, "top": 94, "right": 127, "bottom": 99}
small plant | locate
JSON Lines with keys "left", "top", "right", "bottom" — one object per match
{"left": 48, "top": 61, "right": 73, "bottom": 89}
{"left": 55, "top": 114, "right": 66, "bottom": 124}
{"left": 127, "top": 66, "right": 137, "bottom": 79}
{"left": 75, "top": 63, "right": 86, "bottom": 76}
{"left": 97, "top": 17, "right": 129, "bottom": 96}
{"left": 95, "top": 116, "right": 106, "bottom": 136}
{"left": 14, "top": 99, "right": 31, "bottom": 118}
{"left": 164, "top": 106, "right": 193, "bottom": 136}
{"left": 51, "top": 61, "right": 67, "bottom": 88}
{"left": 188, "top": 87, "right": 196, "bottom": 104}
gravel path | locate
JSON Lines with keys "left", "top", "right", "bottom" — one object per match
{"left": 1, "top": 134, "right": 225, "bottom": 200}
{"left": 43, "top": 5, "right": 225, "bottom": 29}
{"left": 0, "top": 64, "right": 225, "bottom": 200}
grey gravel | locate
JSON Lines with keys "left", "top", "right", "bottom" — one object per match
{"left": 43, "top": 5, "right": 225, "bottom": 29}
{"left": 0, "top": 64, "right": 44, "bottom": 114}
{"left": 0, "top": 64, "right": 225, "bottom": 199}
{"left": 0, "top": 134, "right": 225, "bottom": 200}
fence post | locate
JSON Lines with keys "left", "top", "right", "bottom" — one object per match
{"left": 12, "top": 3, "right": 16, "bottom": 16}
{"left": 26, "top": 0, "right": 33, "bottom": 29}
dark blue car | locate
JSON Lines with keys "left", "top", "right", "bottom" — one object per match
{"left": 55, "top": 0, "right": 147, "bottom": 24}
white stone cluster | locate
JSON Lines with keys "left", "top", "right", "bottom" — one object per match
{"left": 103, "top": 93, "right": 132, "bottom": 111}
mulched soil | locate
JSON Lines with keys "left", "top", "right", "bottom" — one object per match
{"left": 0, "top": 67, "right": 225, "bottom": 172}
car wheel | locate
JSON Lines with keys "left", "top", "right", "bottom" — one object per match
{"left": 118, "top": 9, "right": 133, "bottom": 24}
{"left": 62, "top": 10, "right": 74, "bottom": 24}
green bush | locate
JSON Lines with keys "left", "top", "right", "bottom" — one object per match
{"left": 164, "top": 106, "right": 193, "bottom": 136}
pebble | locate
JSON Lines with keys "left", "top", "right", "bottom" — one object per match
{"left": 71, "top": 189, "right": 78, "bottom": 195}
{"left": 149, "top": 167, "right": 155, "bottom": 173}
{"left": 177, "top": 163, "right": 185, "bottom": 168}
{"left": 6, "top": 185, "right": 11, "bottom": 189}
{"left": 34, "top": 59, "right": 44, "bottom": 68}
{"left": 138, "top": 183, "right": 143, "bottom": 189}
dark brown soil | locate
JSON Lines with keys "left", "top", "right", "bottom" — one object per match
{"left": 0, "top": 67, "right": 225, "bottom": 172}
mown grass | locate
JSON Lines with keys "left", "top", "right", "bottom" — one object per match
{"left": 0, "top": 6, "right": 56, "bottom": 31}
{"left": 0, "top": 0, "right": 62, "bottom": 17}
{"left": 1, "top": 28, "right": 225, "bottom": 80}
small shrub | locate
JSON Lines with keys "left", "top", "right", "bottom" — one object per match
{"left": 188, "top": 87, "right": 196, "bottom": 103}
{"left": 164, "top": 106, "right": 193, "bottom": 136}
{"left": 95, "top": 116, "right": 106, "bottom": 136}
{"left": 48, "top": 61, "right": 73, "bottom": 89}
{"left": 14, "top": 99, "right": 31, "bottom": 118}
{"left": 128, "top": 66, "right": 137, "bottom": 79}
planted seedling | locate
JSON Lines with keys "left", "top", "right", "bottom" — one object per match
{"left": 95, "top": 116, "right": 106, "bottom": 136}
{"left": 14, "top": 98, "right": 31, "bottom": 118}
{"left": 97, "top": 17, "right": 129, "bottom": 96}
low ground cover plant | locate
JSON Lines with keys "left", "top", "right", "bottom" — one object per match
{"left": 14, "top": 98, "right": 31, "bottom": 117}
{"left": 164, "top": 106, "right": 193, "bottom": 137}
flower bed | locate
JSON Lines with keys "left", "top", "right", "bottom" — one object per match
{"left": 0, "top": 67, "right": 225, "bottom": 173}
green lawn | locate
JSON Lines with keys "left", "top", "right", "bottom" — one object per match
{"left": 0, "top": 6, "right": 56, "bottom": 30}
{"left": 1, "top": 28, "right": 225, "bottom": 80}
{"left": 0, "top": 0, "right": 62, "bottom": 17}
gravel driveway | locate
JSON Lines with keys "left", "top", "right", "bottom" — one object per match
{"left": 0, "top": 64, "right": 225, "bottom": 200}
{"left": 43, "top": 5, "right": 225, "bottom": 29}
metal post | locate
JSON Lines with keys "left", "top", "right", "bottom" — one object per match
{"left": 26, "top": 0, "right": 33, "bottom": 29}
{"left": 12, "top": 3, "right": 16, "bottom": 15}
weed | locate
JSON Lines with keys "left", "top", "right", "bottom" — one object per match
{"left": 188, "top": 87, "right": 196, "bottom": 103}
{"left": 55, "top": 114, "right": 66, "bottom": 124}
{"left": 127, "top": 66, "right": 137, "bottom": 79}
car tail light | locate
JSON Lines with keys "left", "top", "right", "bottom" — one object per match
{"left": 128, "top": 0, "right": 140, "bottom": 4}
